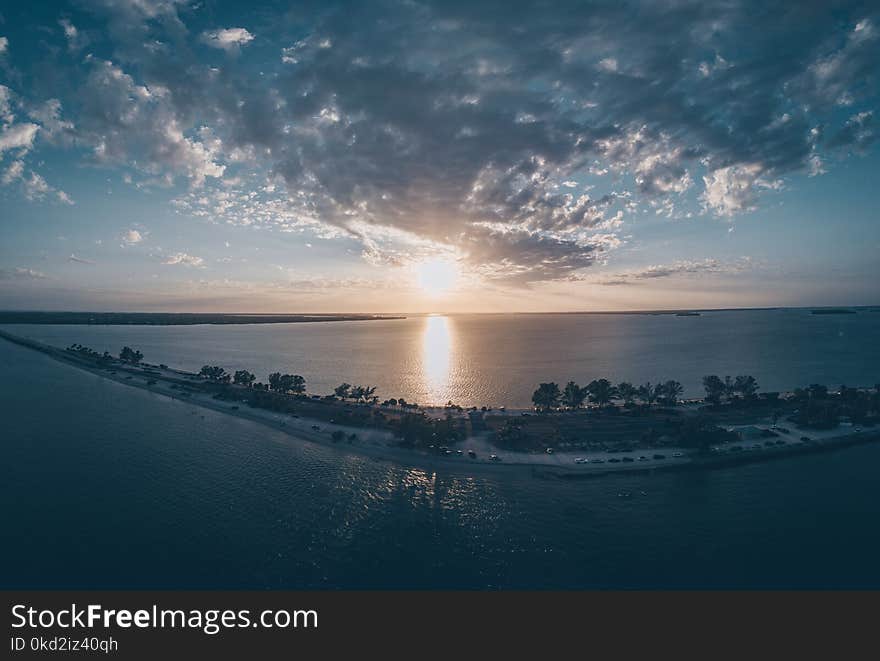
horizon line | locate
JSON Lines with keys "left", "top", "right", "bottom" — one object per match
{"left": 1, "top": 305, "right": 877, "bottom": 317}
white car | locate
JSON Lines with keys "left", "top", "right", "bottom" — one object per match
{"left": 672, "top": 452, "right": 684, "bottom": 458}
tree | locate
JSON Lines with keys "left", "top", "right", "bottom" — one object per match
{"left": 286, "top": 374, "right": 306, "bottom": 394}
{"left": 349, "top": 385, "right": 377, "bottom": 403}
{"left": 266, "top": 372, "right": 305, "bottom": 394}
{"left": 199, "top": 365, "right": 230, "bottom": 383}
{"left": 724, "top": 375, "right": 735, "bottom": 399}
{"left": 334, "top": 383, "right": 352, "bottom": 400}
{"left": 617, "top": 382, "right": 637, "bottom": 406}
{"left": 532, "top": 382, "right": 561, "bottom": 411}
{"left": 562, "top": 381, "right": 586, "bottom": 409}
{"left": 586, "top": 379, "right": 616, "bottom": 406}
{"left": 119, "top": 346, "right": 143, "bottom": 365}
{"left": 733, "top": 375, "right": 759, "bottom": 399}
{"left": 659, "top": 380, "right": 683, "bottom": 406}
{"left": 637, "top": 382, "right": 656, "bottom": 408}
{"left": 233, "top": 370, "right": 256, "bottom": 387}
{"left": 808, "top": 383, "right": 828, "bottom": 400}
{"left": 703, "top": 375, "right": 726, "bottom": 405}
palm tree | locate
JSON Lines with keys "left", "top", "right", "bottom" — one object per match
{"left": 334, "top": 383, "right": 352, "bottom": 400}
{"left": 733, "top": 375, "right": 759, "bottom": 399}
{"left": 660, "top": 380, "right": 683, "bottom": 406}
{"left": 617, "top": 382, "right": 637, "bottom": 406}
{"left": 562, "top": 381, "right": 586, "bottom": 409}
{"left": 638, "top": 382, "right": 657, "bottom": 408}
{"left": 586, "top": 379, "right": 616, "bottom": 407}
{"left": 702, "top": 375, "right": 725, "bottom": 404}
{"left": 724, "top": 375, "right": 735, "bottom": 400}
{"left": 349, "top": 385, "right": 377, "bottom": 403}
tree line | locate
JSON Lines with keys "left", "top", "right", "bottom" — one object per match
{"left": 529, "top": 375, "right": 769, "bottom": 411}
{"left": 531, "top": 379, "right": 684, "bottom": 411}
{"left": 701, "top": 375, "right": 759, "bottom": 404}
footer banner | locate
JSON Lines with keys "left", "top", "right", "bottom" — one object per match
{"left": 3, "top": 591, "right": 876, "bottom": 658}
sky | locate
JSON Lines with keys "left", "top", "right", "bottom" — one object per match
{"left": 0, "top": 0, "right": 878, "bottom": 313}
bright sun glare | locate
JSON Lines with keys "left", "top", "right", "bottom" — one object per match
{"left": 415, "top": 258, "right": 459, "bottom": 296}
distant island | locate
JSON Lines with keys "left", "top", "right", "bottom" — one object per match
{"left": 1, "top": 328, "right": 877, "bottom": 477}
{"left": 0, "top": 311, "right": 405, "bottom": 325}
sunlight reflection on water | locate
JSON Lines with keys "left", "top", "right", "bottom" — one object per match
{"left": 422, "top": 315, "right": 453, "bottom": 404}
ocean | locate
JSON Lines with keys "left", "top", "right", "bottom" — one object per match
{"left": 3, "top": 308, "right": 879, "bottom": 409}
{"left": 2, "top": 310, "right": 880, "bottom": 588}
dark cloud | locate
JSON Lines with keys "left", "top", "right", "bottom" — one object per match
{"left": 596, "top": 258, "right": 753, "bottom": 285}
{"left": 7, "top": 1, "right": 880, "bottom": 281}
{"left": 828, "top": 110, "right": 875, "bottom": 151}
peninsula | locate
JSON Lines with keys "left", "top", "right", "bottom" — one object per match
{"left": 0, "top": 311, "right": 405, "bottom": 325}
{"left": 1, "top": 328, "right": 877, "bottom": 477}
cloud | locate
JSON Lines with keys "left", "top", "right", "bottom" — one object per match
{"left": 1, "top": 160, "right": 23, "bottom": 185}
{"left": 56, "top": 190, "right": 75, "bottom": 205}
{"left": 68, "top": 254, "right": 95, "bottom": 264}
{"left": 200, "top": 28, "right": 254, "bottom": 52}
{"left": 0, "top": 267, "right": 48, "bottom": 280}
{"left": 121, "top": 229, "right": 144, "bottom": 245}
{"left": 1, "top": 159, "right": 74, "bottom": 203}
{"left": 6, "top": 1, "right": 880, "bottom": 283}
{"left": 828, "top": 111, "right": 875, "bottom": 151}
{"left": 596, "top": 258, "right": 754, "bottom": 285}
{"left": 162, "top": 252, "right": 205, "bottom": 267}
{"left": 27, "top": 99, "right": 76, "bottom": 143}
{"left": 0, "top": 37, "right": 7, "bottom": 55}
{"left": 701, "top": 164, "right": 781, "bottom": 217}
{"left": 0, "top": 123, "right": 39, "bottom": 154}
{"left": 0, "top": 85, "right": 13, "bottom": 124}
{"left": 75, "top": 59, "right": 225, "bottom": 186}
{"left": 59, "top": 19, "right": 87, "bottom": 52}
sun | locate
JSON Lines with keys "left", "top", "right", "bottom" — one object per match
{"left": 414, "top": 258, "right": 460, "bottom": 296}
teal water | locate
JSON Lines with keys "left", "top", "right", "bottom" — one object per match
{"left": 2, "top": 336, "right": 880, "bottom": 589}
{"left": 4, "top": 309, "right": 879, "bottom": 408}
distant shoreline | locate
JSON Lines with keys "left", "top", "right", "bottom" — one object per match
{"left": 2, "top": 328, "right": 878, "bottom": 479}
{"left": 0, "top": 306, "right": 876, "bottom": 325}
{"left": 0, "top": 311, "right": 406, "bottom": 326}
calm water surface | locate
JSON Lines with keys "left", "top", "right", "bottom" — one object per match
{"left": 2, "top": 336, "right": 880, "bottom": 589}
{"left": 4, "top": 309, "right": 879, "bottom": 408}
